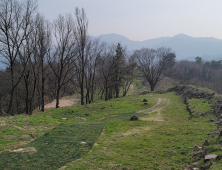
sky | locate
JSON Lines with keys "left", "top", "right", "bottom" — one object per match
{"left": 38, "top": 0, "right": 222, "bottom": 41}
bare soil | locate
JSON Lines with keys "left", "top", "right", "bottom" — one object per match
{"left": 44, "top": 97, "right": 79, "bottom": 109}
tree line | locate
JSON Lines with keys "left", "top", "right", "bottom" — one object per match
{"left": 0, "top": 0, "right": 138, "bottom": 116}
{"left": 0, "top": 0, "right": 177, "bottom": 116}
{"left": 170, "top": 57, "right": 222, "bottom": 93}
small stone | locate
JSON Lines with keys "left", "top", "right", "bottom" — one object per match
{"left": 204, "top": 154, "right": 217, "bottom": 160}
{"left": 80, "top": 142, "right": 86, "bottom": 145}
{"left": 12, "top": 148, "right": 23, "bottom": 152}
{"left": 144, "top": 102, "right": 148, "bottom": 105}
{"left": 75, "top": 117, "right": 86, "bottom": 120}
{"left": 130, "top": 116, "right": 139, "bottom": 121}
{"left": 12, "top": 147, "right": 36, "bottom": 153}
{"left": 62, "top": 118, "right": 67, "bottom": 120}
{"left": 193, "top": 168, "right": 199, "bottom": 170}
{"left": 28, "top": 147, "right": 36, "bottom": 152}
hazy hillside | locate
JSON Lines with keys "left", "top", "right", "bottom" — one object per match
{"left": 94, "top": 33, "right": 222, "bottom": 60}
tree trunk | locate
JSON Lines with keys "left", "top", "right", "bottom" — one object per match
{"left": 150, "top": 83, "right": 155, "bottom": 91}
{"left": 81, "top": 52, "right": 85, "bottom": 105}
{"left": 41, "top": 56, "right": 45, "bottom": 112}
{"left": 25, "top": 77, "right": 30, "bottom": 115}
{"left": 56, "top": 87, "right": 60, "bottom": 108}
{"left": 41, "top": 77, "right": 45, "bottom": 112}
{"left": 115, "top": 85, "right": 119, "bottom": 98}
{"left": 7, "top": 68, "right": 14, "bottom": 115}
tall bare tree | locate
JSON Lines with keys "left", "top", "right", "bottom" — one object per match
{"left": 73, "top": 7, "right": 88, "bottom": 105}
{"left": 48, "top": 14, "right": 76, "bottom": 108}
{"left": 34, "top": 13, "right": 51, "bottom": 112}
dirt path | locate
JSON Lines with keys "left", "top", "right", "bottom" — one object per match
{"left": 144, "top": 98, "right": 170, "bottom": 114}
{"left": 136, "top": 98, "right": 162, "bottom": 113}
{"left": 44, "top": 97, "right": 79, "bottom": 109}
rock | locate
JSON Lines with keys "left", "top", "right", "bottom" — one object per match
{"left": 193, "top": 168, "right": 199, "bottom": 170}
{"left": 203, "top": 140, "right": 210, "bottom": 146}
{"left": 28, "top": 147, "right": 36, "bottom": 152}
{"left": 80, "top": 142, "right": 87, "bottom": 145}
{"left": 12, "top": 147, "right": 36, "bottom": 153}
{"left": 204, "top": 154, "right": 217, "bottom": 161}
{"left": 143, "top": 99, "right": 148, "bottom": 102}
{"left": 210, "top": 119, "right": 214, "bottom": 122}
{"left": 62, "top": 118, "right": 67, "bottom": 120}
{"left": 75, "top": 117, "right": 86, "bottom": 120}
{"left": 130, "top": 116, "right": 138, "bottom": 121}
{"left": 12, "top": 148, "right": 24, "bottom": 152}
{"left": 28, "top": 133, "right": 36, "bottom": 139}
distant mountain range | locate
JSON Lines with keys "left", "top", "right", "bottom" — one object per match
{"left": 92, "top": 33, "right": 222, "bottom": 61}
{"left": 1, "top": 33, "right": 222, "bottom": 70}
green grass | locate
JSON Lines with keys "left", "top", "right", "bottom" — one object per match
{"left": 188, "top": 98, "right": 213, "bottom": 117}
{"left": 64, "top": 93, "right": 216, "bottom": 170}
{"left": 0, "top": 122, "right": 104, "bottom": 170}
{"left": 0, "top": 84, "right": 220, "bottom": 169}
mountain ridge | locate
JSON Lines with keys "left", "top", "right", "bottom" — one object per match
{"left": 93, "top": 33, "right": 222, "bottom": 60}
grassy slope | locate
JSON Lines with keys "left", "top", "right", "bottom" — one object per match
{"left": 65, "top": 93, "right": 217, "bottom": 170}
{"left": 0, "top": 79, "right": 220, "bottom": 169}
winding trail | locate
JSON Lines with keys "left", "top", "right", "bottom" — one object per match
{"left": 137, "top": 98, "right": 170, "bottom": 114}
{"left": 136, "top": 98, "right": 162, "bottom": 113}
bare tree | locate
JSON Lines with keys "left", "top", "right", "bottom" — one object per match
{"left": 48, "top": 14, "right": 76, "bottom": 108}
{"left": 84, "top": 39, "right": 105, "bottom": 104}
{"left": 34, "top": 13, "right": 51, "bottom": 112}
{"left": 133, "top": 47, "right": 176, "bottom": 91}
{"left": 0, "top": 0, "right": 37, "bottom": 114}
{"left": 73, "top": 7, "right": 88, "bottom": 105}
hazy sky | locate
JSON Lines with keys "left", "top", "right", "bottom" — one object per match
{"left": 38, "top": 0, "right": 222, "bottom": 41}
